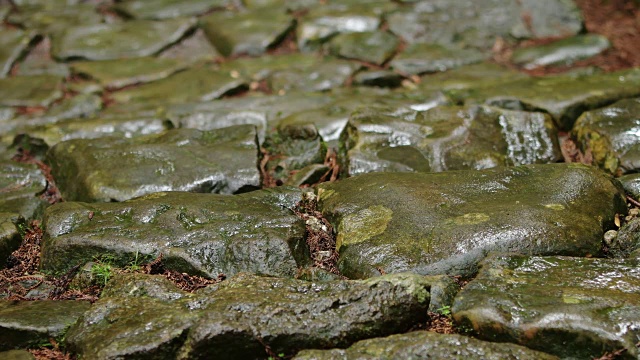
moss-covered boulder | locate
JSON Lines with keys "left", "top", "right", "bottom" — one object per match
{"left": 318, "top": 164, "right": 626, "bottom": 278}
{"left": 293, "top": 330, "right": 558, "bottom": 360}
{"left": 0, "top": 213, "right": 24, "bottom": 267}
{"left": 68, "top": 272, "right": 434, "bottom": 359}
{"left": 46, "top": 126, "right": 260, "bottom": 202}
{"left": 453, "top": 255, "right": 640, "bottom": 359}
{"left": 573, "top": 98, "right": 640, "bottom": 174}
{"left": 340, "top": 105, "right": 561, "bottom": 176}
{"left": 41, "top": 187, "right": 309, "bottom": 277}
{"left": 0, "top": 300, "right": 91, "bottom": 351}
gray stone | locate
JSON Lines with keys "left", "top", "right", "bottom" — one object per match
{"left": 318, "top": 164, "right": 626, "bottom": 278}
{"left": 573, "top": 98, "right": 640, "bottom": 174}
{"left": 391, "top": 43, "right": 487, "bottom": 75}
{"left": 159, "top": 28, "right": 220, "bottom": 64}
{"left": 52, "top": 17, "right": 197, "bottom": 60}
{"left": 202, "top": 9, "right": 295, "bottom": 57}
{"left": 619, "top": 173, "right": 640, "bottom": 201}
{"left": 0, "top": 300, "right": 91, "bottom": 351}
{"left": 352, "top": 69, "right": 403, "bottom": 88}
{"left": 341, "top": 105, "right": 561, "bottom": 176}
{"left": 453, "top": 255, "right": 640, "bottom": 359}
{"left": 0, "top": 75, "right": 63, "bottom": 107}
{"left": 71, "top": 57, "right": 187, "bottom": 89}
{"left": 512, "top": 34, "right": 611, "bottom": 70}
{"left": 0, "top": 161, "right": 48, "bottom": 220}
{"left": 67, "top": 272, "right": 432, "bottom": 359}
{"left": 387, "top": 0, "right": 582, "bottom": 48}
{"left": 0, "top": 213, "right": 24, "bottom": 267}
{"left": 114, "top": 0, "right": 229, "bottom": 19}
{"left": 328, "top": 31, "right": 399, "bottom": 65}
{"left": 609, "top": 217, "right": 640, "bottom": 259}
{"left": 41, "top": 187, "right": 309, "bottom": 277}
{"left": 0, "top": 28, "right": 34, "bottom": 78}
{"left": 297, "top": 1, "right": 395, "bottom": 51}
{"left": 112, "top": 67, "right": 246, "bottom": 105}
{"left": 268, "top": 58, "right": 357, "bottom": 93}
{"left": 418, "top": 62, "right": 529, "bottom": 95}
{"left": 47, "top": 126, "right": 260, "bottom": 202}
{"left": 294, "top": 330, "right": 559, "bottom": 360}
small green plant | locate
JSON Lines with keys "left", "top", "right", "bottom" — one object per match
{"left": 126, "top": 251, "right": 143, "bottom": 272}
{"left": 91, "top": 262, "right": 113, "bottom": 286}
{"left": 267, "top": 353, "right": 285, "bottom": 360}
{"left": 436, "top": 305, "right": 452, "bottom": 317}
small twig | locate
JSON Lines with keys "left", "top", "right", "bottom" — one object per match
{"left": 627, "top": 195, "right": 640, "bottom": 208}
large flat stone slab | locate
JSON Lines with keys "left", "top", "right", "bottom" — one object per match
{"left": 46, "top": 126, "right": 260, "bottom": 202}
{"left": 341, "top": 105, "right": 561, "bottom": 176}
{"left": 317, "top": 164, "right": 626, "bottom": 278}
{"left": 453, "top": 255, "right": 640, "bottom": 359}
{"left": 113, "top": 0, "right": 228, "bottom": 19}
{"left": 0, "top": 300, "right": 91, "bottom": 351}
{"left": 71, "top": 57, "right": 187, "bottom": 89}
{"left": 7, "top": 3, "right": 102, "bottom": 36}
{"left": 67, "top": 272, "right": 432, "bottom": 359}
{"left": 41, "top": 188, "right": 308, "bottom": 277}
{"left": 52, "top": 18, "right": 197, "bottom": 60}
{"left": 294, "top": 330, "right": 558, "bottom": 360}
{"left": 573, "top": 98, "right": 640, "bottom": 175}
{"left": 511, "top": 34, "right": 610, "bottom": 70}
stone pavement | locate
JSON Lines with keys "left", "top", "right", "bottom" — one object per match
{"left": 1, "top": 0, "right": 640, "bottom": 359}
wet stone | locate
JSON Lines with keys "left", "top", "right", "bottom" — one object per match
{"left": 6, "top": 111, "right": 170, "bottom": 148}
{"left": 318, "top": 164, "right": 626, "bottom": 279}
{"left": 0, "top": 300, "right": 91, "bottom": 351}
{"left": 47, "top": 126, "right": 260, "bottom": 202}
{"left": 293, "top": 330, "right": 559, "bottom": 360}
{"left": 390, "top": 43, "right": 487, "bottom": 75}
{"left": 352, "top": 69, "right": 403, "bottom": 88}
{"left": 71, "top": 57, "right": 186, "bottom": 89}
{"left": 296, "top": 1, "right": 395, "bottom": 51}
{"left": 387, "top": 0, "right": 582, "bottom": 48}
{"left": 462, "top": 68, "right": 640, "bottom": 131}
{"left": 418, "top": 62, "right": 529, "bottom": 95}
{"left": 267, "top": 58, "right": 357, "bottom": 93}
{"left": 159, "top": 28, "right": 220, "bottom": 64}
{"left": 112, "top": 67, "right": 246, "bottom": 105}
{"left": 0, "top": 161, "right": 48, "bottom": 220}
{"left": 0, "top": 74, "right": 63, "bottom": 108}
{"left": 619, "top": 173, "right": 640, "bottom": 201}
{"left": 41, "top": 187, "right": 309, "bottom": 277}
{"left": 341, "top": 105, "right": 561, "bottom": 176}
{"left": 0, "top": 28, "right": 34, "bottom": 78}
{"left": 573, "top": 98, "right": 640, "bottom": 174}
{"left": 453, "top": 255, "right": 640, "bottom": 359}
{"left": 328, "top": 31, "right": 399, "bottom": 65}
{"left": 201, "top": 9, "right": 295, "bottom": 57}
{"left": 0, "top": 213, "right": 24, "bottom": 267}
{"left": 512, "top": 34, "right": 611, "bottom": 70}
{"left": 218, "top": 53, "right": 319, "bottom": 82}
{"left": 610, "top": 217, "right": 640, "bottom": 259}
{"left": 113, "top": 0, "right": 229, "bottom": 20}
{"left": 52, "top": 17, "right": 197, "bottom": 60}
{"left": 67, "top": 272, "right": 432, "bottom": 359}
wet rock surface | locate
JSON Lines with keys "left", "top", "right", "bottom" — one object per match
{"left": 41, "top": 188, "right": 308, "bottom": 277}
{"left": 318, "top": 164, "right": 626, "bottom": 278}
{"left": 68, "top": 272, "right": 432, "bottom": 359}
{"left": 453, "top": 254, "right": 640, "bottom": 359}
{"left": 1, "top": 0, "right": 640, "bottom": 359}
